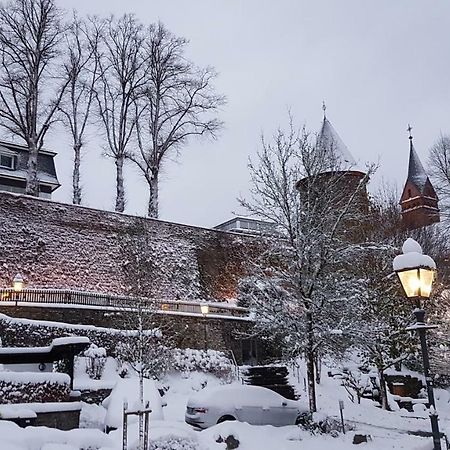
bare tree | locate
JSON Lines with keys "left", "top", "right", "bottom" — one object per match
{"left": 239, "top": 118, "right": 374, "bottom": 412}
{"left": 59, "top": 15, "right": 101, "bottom": 205}
{"left": 429, "top": 134, "right": 450, "bottom": 220}
{"left": 0, "top": 0, "right": 68, "bottom": 195}
{"left": 132, "top": 22, "right": 224, "bottom": 218}
{"left": 94, "top": 14, "right": 148, "bottom": 213}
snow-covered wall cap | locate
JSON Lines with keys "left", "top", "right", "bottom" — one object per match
{"left": 393, "top": 238, "right": 436, "bottom": 271}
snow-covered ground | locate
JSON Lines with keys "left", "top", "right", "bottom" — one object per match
{"left": 1, "top": 357, "right": 448, "bottom": 449}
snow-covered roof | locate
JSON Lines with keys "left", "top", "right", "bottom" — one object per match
{"left": 406, "top": 139, "right": 429, "bottom": 193}
{"left": 317, "top": 117, "right": 360, "bottom": 172}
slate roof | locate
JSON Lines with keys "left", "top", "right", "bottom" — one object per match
{"left": 0, "top": 141, "right": 59, "bottom": 190}
{"left": 407, "top": 138, "right": 429, "bottom": 193}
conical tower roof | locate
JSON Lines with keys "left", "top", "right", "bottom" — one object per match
{"left": 407, "top": 137, "right": 428, "bottom": 194}
{"left": 318, "top": 117, "right": 357, "bottom": 168}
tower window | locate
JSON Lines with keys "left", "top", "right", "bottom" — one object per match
{"left": 408, "top": 189, "right": 412, "bottom": 198}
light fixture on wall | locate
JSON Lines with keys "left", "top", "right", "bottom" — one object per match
{"left": 12, "top": 273, "right": 24, "bottom": 306}
{"left": 13, "top": 273, "right": 24, "bottom": 292}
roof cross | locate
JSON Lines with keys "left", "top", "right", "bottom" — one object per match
{"left": 322, "top": 101, "right": 327, "bottom": 119}
{"left": 407, "top": 124, "right": 413, "bottom": 140}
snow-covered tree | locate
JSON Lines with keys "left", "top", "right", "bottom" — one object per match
{"left": 346, "top": 190, "right": 450, "bottom": 409}
{"left": 131, "top": 22, "right": 224, "bottom": 218}
{"left": 0, "top": 0, "right": 68, "bottom": 195}
{"left": 94, "top": 14, "right": 148, "bottom": 213}
{"left": 59, "top": 15, "right": 101, "bottom": 205}
{"left": 239, "top": 117, "right": 374, "bottom": 412}
{"left": 116, "top": 222, "right": 174, "bottom": 450}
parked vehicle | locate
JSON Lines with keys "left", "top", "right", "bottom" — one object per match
{"left": 185, "top": 384, "right": 308, "bottom": 429}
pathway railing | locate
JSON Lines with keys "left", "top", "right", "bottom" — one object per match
{"left": 0, "top": 288, "right": 250, "bottom": 319}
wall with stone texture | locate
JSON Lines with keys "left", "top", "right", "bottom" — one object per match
{"left": 0, "top": 192, "right": 257, "bottom": 301}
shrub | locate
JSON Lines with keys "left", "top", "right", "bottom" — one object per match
{"left": 172, "top": 348, "right": 234, "bottom": 380}
{"left": 148, "top": 437, "right": 199, "bottom": 450}
{"left": 0, "top": 372, "right": 71, "bottom": 403}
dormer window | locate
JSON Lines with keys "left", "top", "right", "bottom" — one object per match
{"left": 0, "top": 153, "right": 15, "bottom": 170}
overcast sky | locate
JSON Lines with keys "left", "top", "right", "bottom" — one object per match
{"left": 50, "top": 0, "right": 450, "bottom": 228}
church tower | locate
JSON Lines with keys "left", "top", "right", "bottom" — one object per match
{"left": 399, "top": 127, "right": 439, "bottom": 230}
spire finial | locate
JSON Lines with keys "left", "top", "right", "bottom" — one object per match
{"left": 407, "top": 124, "right": 413, "bottom": 141}
{"left": 322, "top": 101, "right": 327, "bottom": 119}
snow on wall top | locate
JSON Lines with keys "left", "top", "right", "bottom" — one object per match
{"left": 407, "top": 141, "right": 429, "bottom": 193}
{"left": 392, "top": 238, "right": 436, "bottom": 271}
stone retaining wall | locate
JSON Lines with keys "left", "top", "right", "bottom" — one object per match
{"left": 0, "top": 192, "right": 257, "bottom": 301}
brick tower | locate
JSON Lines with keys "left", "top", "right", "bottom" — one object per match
{"left": 296, "top": 106, "right": 369, "bottom": 241}
{"left": 399, "top": 127, "right": 439, "bottom": 230}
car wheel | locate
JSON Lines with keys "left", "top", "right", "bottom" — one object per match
{"left": 217, "top": 415, "right": 236, "bottom": 424}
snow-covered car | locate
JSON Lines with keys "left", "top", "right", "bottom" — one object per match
{"left": 103, "top": 377, "right": 166, "bottom": 432}
{"left": 185, "top": 384, "right": 308, "bottom": 429}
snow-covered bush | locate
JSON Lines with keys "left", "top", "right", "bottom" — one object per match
{"left": 116, "top": 338, "right": 173, "bottom": 381}
{"left": 173, "top": 349, "right": 234, "bottom": 380}
{"left": 148, "top": 436, "right": 199, "bottom": 450}
{"left": 0, "top": 372, "right": 71, "bottom": 403}
{"left": 300, "top": 412, "right": 353, "bottom": 435}
{"left": 84, "top": 343, "right": 107, "bottom": 380}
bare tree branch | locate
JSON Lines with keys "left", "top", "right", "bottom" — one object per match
{"left": 130, "top": 22, "right": 225, "bottom": 218}
{"left": 0, "top": 0, "right": 68, "bottom": 195}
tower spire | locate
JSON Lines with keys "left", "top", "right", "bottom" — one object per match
{"left": 399, "top": 125, "right": 440, "bottom": 229}
{"left": 322, "top": 101, "right": 327, "bottom": 120}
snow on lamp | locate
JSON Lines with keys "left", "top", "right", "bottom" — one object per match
{"left": 13, "top": 273, "right": 24, "bottom": 292}
{"left": 393, "top": 238, "right": 436, "bottom": 298}
{"left": 200, "top": 303, "right": 209, "bottom": 316}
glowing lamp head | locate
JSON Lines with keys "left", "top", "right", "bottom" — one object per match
{"left": 393, "top": 238, "right": 436, "bottom": 299}
{"left": 396, "top": 267, "right": 435, "bottom": 298}
{"left": 13, "top": 273, "right": 24, "bottom": 292}
{"left": 200, "top": 303, "right": 209, "bottom": 316}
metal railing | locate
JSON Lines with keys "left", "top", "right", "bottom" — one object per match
{"left": 0, "top": 288, "right": 250, "bottom": 319}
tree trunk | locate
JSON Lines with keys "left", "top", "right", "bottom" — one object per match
{"left": 25, "top": 137, "right": 40, "bottom": 196}
{"left": 72, "top": 143, "right": 82, "bottom": 205}
{"left": 147, "top": 170, "right": 159, "bottom": 218}
{"left": 306, "top": 310, "right": 317, "bottom": 412}
{"left": 138, "top": 302, "right": 144, "bottom": 450}
{"left": 115, "top": 156, "right": 125, "bottom": 213}
{"left": 314, "top": 352, "right": 321, "bottom": 385}
{"left": 379, "top": 369, "right": 390, "bottom": 410}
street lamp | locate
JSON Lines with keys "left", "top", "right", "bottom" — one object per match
{"left": 12, "top": 273, "right": 24, "bottom": 306}
{"left": 393, "top": 238, "right": 441, "bottom": 450}
{"left": 200, "top": 303, "right": 209, "bottom": 351}
{"left": 13, "top": 273, "right": 24, "bottom": 292}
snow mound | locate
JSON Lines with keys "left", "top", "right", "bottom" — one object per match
{"left": 393, "top": 238, "right": 436, "bottom": 271}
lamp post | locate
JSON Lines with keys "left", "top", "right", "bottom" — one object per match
{"left": 13, "top": 273, "right": 24, "bottom": 306}
{"left": 393, "top": 238, "right": 441, "bottom": 450}
{"left": 200, "top": 303, "right": 209, "bottom": 351}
